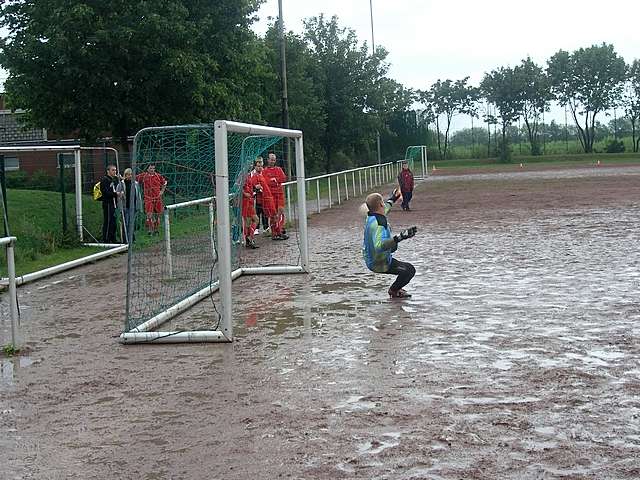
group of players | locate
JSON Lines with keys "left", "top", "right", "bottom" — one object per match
{"left": 241, "top": 152, "right": 289, "bottom": 249}
{"left": 98, "top": 163, "right": 168, "bottom": 243}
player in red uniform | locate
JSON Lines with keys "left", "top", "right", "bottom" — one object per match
{"left": 136, "top": 164, "right": 167, "bottom": 234}
{"left": 263, "top": 152, "right": 288, "bottom": 240}
{"left": 241, "top": 164, "right": 260, "bottom": 249}
{"left": 244, "top": 157, "right": 275, "bottom": 248}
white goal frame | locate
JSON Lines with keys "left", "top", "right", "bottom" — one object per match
{"left": 404, "top": 145, "right": 428, "bottom": 178}
{"left": 0, "top": 145, "right": 120, "bottom": 243}
{"left": 120, "top": 121, "right": 309, "bottom": 344}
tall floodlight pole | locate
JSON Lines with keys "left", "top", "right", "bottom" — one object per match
{"left": 370, "top": 0, "right": 381, "bottom": 164}
{"left": 278, "top": 0, "right": 291, "bottom": 175}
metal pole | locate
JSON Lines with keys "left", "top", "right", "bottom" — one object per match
{"left": 58, "top": 153, "right": 68, "bottom": 234}
{"left": 0, "top": 155, "right": 7, "bottom": 237}
{"left": 6, "top": 239, "right": 20, "bottom": 348}
{"left": 351, "top": 171, "right": 356, "bottom": 197}
{"left": 295, "top": 136, "right": 309, "bottom": 270}
{"left": 214, "top": 121, "right": 233, "bottom": 341}
{"left": 316, "top": 179, "right": 320, "bottom": 213}
{"left": 74, "top": 148, "right": 83, "bottom": 241}
{"left": 278, "top": 0, "right": 291, "bottom": 177}
{"left": 370, "top": 0, "right": 381, "bottom": 164}
{"left": 336, "top": 175, "right": 341, "bottom": 205}
{"left": 209, "top": 201, "right": 216, "bottom": 261}
{"left": 344, "top": 174, "right": 349, "bottom": 200}
{"left": 164, "top": 209, "right": 173, "bottom": 278}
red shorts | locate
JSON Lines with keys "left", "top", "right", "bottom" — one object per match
{"left": 260, "top": 197, "right": 276, "bottom": 217}
{"left": 273, "top": 191, "right": 285, "bottom": 210}
{"left": 241, "top": 198, "right": 256, "bottom": 217}
{"left": 144, "top": 197, "right": 163, "bottom": 214}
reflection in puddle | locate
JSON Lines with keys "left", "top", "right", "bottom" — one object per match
{"left": 358, "top": 432, "right": 402, "bottom": 455}
{"left": 335, "top": 395, "right": 378, "bottom": 412}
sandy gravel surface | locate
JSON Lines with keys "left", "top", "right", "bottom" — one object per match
{"left": 1, "top": 164, "right": 640, "bottom": 479}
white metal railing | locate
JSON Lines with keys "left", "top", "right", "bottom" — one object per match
{"left": 1, "top": 236, "right": 20, "bottom": 348}
{"left": 282, "top": 160, "right": 403, "bottom": 219}
{"left": 163, "top": 195, "right": 218, "bottom": 279}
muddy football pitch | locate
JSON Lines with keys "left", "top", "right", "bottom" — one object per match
{"left": 2, "top": 164, "right": 639, "bottom": 479}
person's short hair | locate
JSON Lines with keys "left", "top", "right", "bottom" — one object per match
{"left": 254, "top": 156, "right": 264, "bottom": 167}
{"left": 106, "top": 164, "right": 116, "bottom": 172}
{"left": 123, "top": 168, "right": 132, "bottom": 176}
{"left": 365, "top": 193, "right": 383, "bottom": 212}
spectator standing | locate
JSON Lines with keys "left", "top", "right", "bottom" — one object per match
{"left": 116, "top": 168, "right": 141, "bottom": 243}
{"left": 136, "top": 164, "right": 167, "bottom": 235}
{"left": 249, "top": 157, "right": 276, "bottom": 244}
{"left": 242, "top": 160, "right": 262, "bottom": 249}
{"left": 99, "top": 164, "right": 119, "bottom": 243}
{"left": 263, "top": 152, "right": 288, "bottom": 240}
{"left": 397, "top": 161, "right": 415, "bottom": 211}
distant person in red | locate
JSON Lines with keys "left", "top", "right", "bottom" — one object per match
{"left": 263, "top": 152, "right": 288, "bottom": 240}
{"left": 136, "top": 164, "right": 167, "bottom": 234}
{"left": 397, "top": 160, "right": 415, "bottom": 211}
{"left": 248, "top": 157, "right": 275, "bottom": 247}
{"left": 241, "top": 159, "right": 262, "bottom": 249}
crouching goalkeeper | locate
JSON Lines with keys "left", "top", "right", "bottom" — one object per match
{"left": 362, "top": 189, "right": 417, "bottom": 298}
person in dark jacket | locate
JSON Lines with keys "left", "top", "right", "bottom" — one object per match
{"left": 397, "top": 161, "right": 415, "bottom": 211}
{"left": 100, "top": 164, "right": 119, "bottom": 243}
{"left": 116, "top": 168, "right": 141, "bottom": 243}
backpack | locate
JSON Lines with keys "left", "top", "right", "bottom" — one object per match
{"left": 93, "top": 181, "right": 102, "bottom": 201}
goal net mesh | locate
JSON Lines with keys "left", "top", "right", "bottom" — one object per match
{"left": 124, "top": 125, "right": 302, "bottom": 332}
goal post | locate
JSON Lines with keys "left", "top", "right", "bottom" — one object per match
{"left": 0, "top": 145, "right": 119, "bottom": 244}
{"left": 404, "top": 145, "right": 428, "bottom": 178}
{"left": 214, "top": 120, "right": 309, "bottom": 340}
{"left": 120, "top": 121, "right": 309, "bottom": 344}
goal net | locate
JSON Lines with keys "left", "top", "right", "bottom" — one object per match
{"left": 121, "top": 121, "right": 309, "bottom": 343}
{"left": 404, "top": 145, "right": 428, "bottom": 178}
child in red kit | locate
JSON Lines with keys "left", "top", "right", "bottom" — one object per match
{"left": 262, "top": 152, "right": 288, "bottom": 240}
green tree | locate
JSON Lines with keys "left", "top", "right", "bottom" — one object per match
{"left": 421, "top": 78, "right": 477, "bottom": 160}
{"left": 262, "top": 25, "right": 326, "bottom": 173}
{"left": 376, "top": 79, "right": 420, "bottom": 160}
{"left": 547, "top": 43, "right": 627, "bottom": 153}
{"left": 624, "top": 59, "right": 640, "bottom": 153}
{"left": 303, "top": 15, "right": 388, "bottom": 172}
{"left": 481, "top": 67, "right": 522, "bottom": 161}
{"left": 514, "top": 57, "right": 551, "bottom": 155}
{"left": 0, "top": 0, "right": 265, "bottom": 150}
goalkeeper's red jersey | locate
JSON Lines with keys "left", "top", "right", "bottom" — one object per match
{"left": 263, "top": 166, "right": 286, "bottom": 195}
{"left": 136, "top": 172, "right": 167, "bottom": 199}
{"left": 251, "top": 171, "right": 276, "bottom": 216}
{"left": 263, "top": 166, "right": 286, "bottom": 208}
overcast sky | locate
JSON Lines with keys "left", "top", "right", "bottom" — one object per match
{"left": 2, "top": 2, "right": 639, "bottom": 130}
{"left": 254, "top": 0, "right": 640, "bottom": 130}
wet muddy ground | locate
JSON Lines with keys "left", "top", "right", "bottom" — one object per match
{"left": 1, "top": 165, "right": 640, "bottom": 479}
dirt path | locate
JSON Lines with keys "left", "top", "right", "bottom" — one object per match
{"left": 1, "top": 165, "right": 640, "bottom": 479}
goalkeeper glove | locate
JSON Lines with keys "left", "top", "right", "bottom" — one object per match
{"left": 387, "top": 188, "right": 401, "bottom": 203}
{"left": 393, "top": 226, "right": 417, "bottom": 243}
